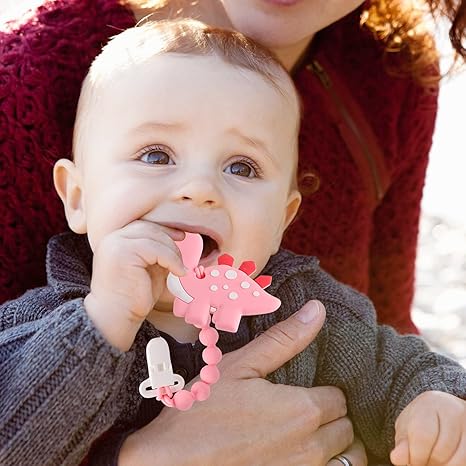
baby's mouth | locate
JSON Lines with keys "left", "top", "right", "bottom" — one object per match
{"left": 200, "top": 234, "right": 219, "bottom": 259}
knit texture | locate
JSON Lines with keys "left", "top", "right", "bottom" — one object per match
{"left": 0, "top": 1, "right": 438, "bottom": 335}
{"left": 1, "top": 232, "right": 465, "bottom": 465}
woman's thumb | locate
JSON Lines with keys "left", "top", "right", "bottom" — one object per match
{"left": 236, "top": 300, "right": 326, "bottom": 379}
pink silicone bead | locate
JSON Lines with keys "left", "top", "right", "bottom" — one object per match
{"left": 191, "top": 381, "right": 211, "bottom": 401}
{"left": 199, "top": 327, "right": 219, "bottom": 346}
{"left": 173, "top": 390, "right": 195, "bottom": 411}
{"left": 200, "top": 365, "right": 220, "bottom": 384}
{"left": 202, "top": 346, "right": 223, "bottom": 365}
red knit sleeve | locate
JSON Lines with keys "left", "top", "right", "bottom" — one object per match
{"left": 0, "top": 0, "right": 134, "bottom": 303}
{"left": 368, "top": 80, "right": 438, "bottom": 333}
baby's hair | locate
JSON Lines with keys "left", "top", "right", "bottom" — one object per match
{"left": 88, "top": 18, "right": 292, "bottom": 90}
{"left": 73, "top": 19, "right": 301, "bottom": 172}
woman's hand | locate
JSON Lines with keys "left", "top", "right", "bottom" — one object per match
{"left": 119, "top": 300, "right": 360, "bottom": 465}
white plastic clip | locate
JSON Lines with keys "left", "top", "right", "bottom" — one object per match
{"left": 139, "top": 337, "right": 185, "bottom": 399}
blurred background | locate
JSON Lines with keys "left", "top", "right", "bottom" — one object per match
{"left": 413, "top": 20, "right": 466, "bottom": 367}
{"left": 1, "top": 1, "right": 465, "bottom": 366}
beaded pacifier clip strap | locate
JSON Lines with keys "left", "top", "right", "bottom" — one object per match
{"left": 139, "top": 232, "right": 281, "bottom": 410}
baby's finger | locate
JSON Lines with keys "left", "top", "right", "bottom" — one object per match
{"left": 429, "top": 412, "right": 462, "bottom": 465}
{"left": 446, "top": 432, "right": 466, "bottom": 466}
{"left": 130, "top": 238, "right": 186, "bottom": 276}
{"left": 406, "top": 412, "right": 439, "bottom": 466}
{"left": 120, "top": 222, "right": 184, "bottom": 259}
{"left": 390, "top": 438, "right": 409, "bottom": 465}
{"left": 393, "top": 406, "right": 410, "bottom": 459}
{"left": 121, "top": 219, "right": 186, "bottom": 242}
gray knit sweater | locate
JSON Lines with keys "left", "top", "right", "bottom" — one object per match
{"left": 1, "top": 232, "right": 465, "bottom": 466}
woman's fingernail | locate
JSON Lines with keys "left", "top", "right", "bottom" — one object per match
{"left": 295, "top": 300, "right": 321, "bottom": 324}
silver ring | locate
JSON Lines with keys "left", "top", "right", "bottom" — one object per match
{"left": 332, "top": 454, "right": 352, "bottom": 466}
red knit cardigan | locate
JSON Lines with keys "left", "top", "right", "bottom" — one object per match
{"left": 0, "top": 0, "right": 438, "bottom": 333}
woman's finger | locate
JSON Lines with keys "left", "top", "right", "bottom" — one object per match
{"left": 327, "top": 437, "right": 368, "bottom": 466}
{"left": 299, "top": 416, "right": 354, "bottom": 465}
{"left": 222, "top": 299, "right": 326, "bottom": 378}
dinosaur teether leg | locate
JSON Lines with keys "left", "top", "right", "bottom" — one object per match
{"left": 212, "top": 308, "right": 242, "bottom": 333}
{"left": 184, "top": 299, "right": 211, "bottom": 328}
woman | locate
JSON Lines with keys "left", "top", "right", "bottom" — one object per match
{"left": 0, "top": 0, "right": 464, "bottom": 464}
{"left": 2, "top": 0, "right": 466, "bottom": 329}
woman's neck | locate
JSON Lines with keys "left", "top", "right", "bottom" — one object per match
{"left": 127, "top": 0, "right": 313, "bottom": 71}
{"left": 272, "top": 36, "right": 315, "bottom": 72}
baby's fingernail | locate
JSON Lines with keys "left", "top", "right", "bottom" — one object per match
{"left": 295, "top": 300, "right": 321, "bottom": 324}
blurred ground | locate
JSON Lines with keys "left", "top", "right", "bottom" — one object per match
{"left": 414, "top": 215, "right": 466, "bottom": 367}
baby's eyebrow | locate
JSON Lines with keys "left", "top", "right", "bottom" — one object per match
{"left": 130, "top": 121, "right": 187, "bottom": 134}
{"left": 227, "top": 128, "right": 278, "bottom": 167}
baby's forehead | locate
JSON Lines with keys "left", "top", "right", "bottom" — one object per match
{"left": 76, "top": 51, "right": 300, "bottom": 145}
{"left": 89, "top": 51, "right": 297, "bottom": 103}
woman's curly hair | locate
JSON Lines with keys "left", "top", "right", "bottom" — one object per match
{"left": 362, "top": 0, "right": 466, "bottom": 84}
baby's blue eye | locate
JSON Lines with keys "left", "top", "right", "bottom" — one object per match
{"left": 140, "top": 150, "right": 171, "bottom": 165}
{"left": 225, "top": 161, "right": 256, "bottom": 178}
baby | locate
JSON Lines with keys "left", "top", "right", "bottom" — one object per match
{"left": 0, "top": 19, "right": 465, "bottom": 466}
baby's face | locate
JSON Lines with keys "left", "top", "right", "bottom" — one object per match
{"left": 75, "top": 53, "right": 300, "bottom": 286}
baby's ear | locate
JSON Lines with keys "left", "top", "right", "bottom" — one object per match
{"left": 53, "top": 159, "right": 87, "bottom": 234}
{"left": 283, "top": 189, "right": 302, "bottom": 232}
{"left": 271, "top": 189, "right": 302, "bottom": 253}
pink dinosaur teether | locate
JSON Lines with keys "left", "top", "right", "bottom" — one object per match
{"left": 167, "top": 232, "right": 281, "bottom": 332}
{"left": 139, "top": 232, "right": 281, "bottom": 410}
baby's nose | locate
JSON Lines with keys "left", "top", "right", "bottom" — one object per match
{"left": 176, "top": 177, "right": 221, "bottom": 207}
{"left": 181, "top": 195, "right": 215, "bottom": 206}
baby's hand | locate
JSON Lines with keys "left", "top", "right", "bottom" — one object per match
{"left": 391, "top": 391, "right": 466, "bottom": 466}
{"left": 84, "top": 221, "right": 186, "bottom": 351}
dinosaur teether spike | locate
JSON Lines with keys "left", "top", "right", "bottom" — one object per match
{"left": 239, "top": 261, "right": 256, "bottom": 276}
{"left": 255, "top": 275, "right": 272, "bottom": 289}
{"left": 217, "top": 254, "right": 234, "bottom": 266}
